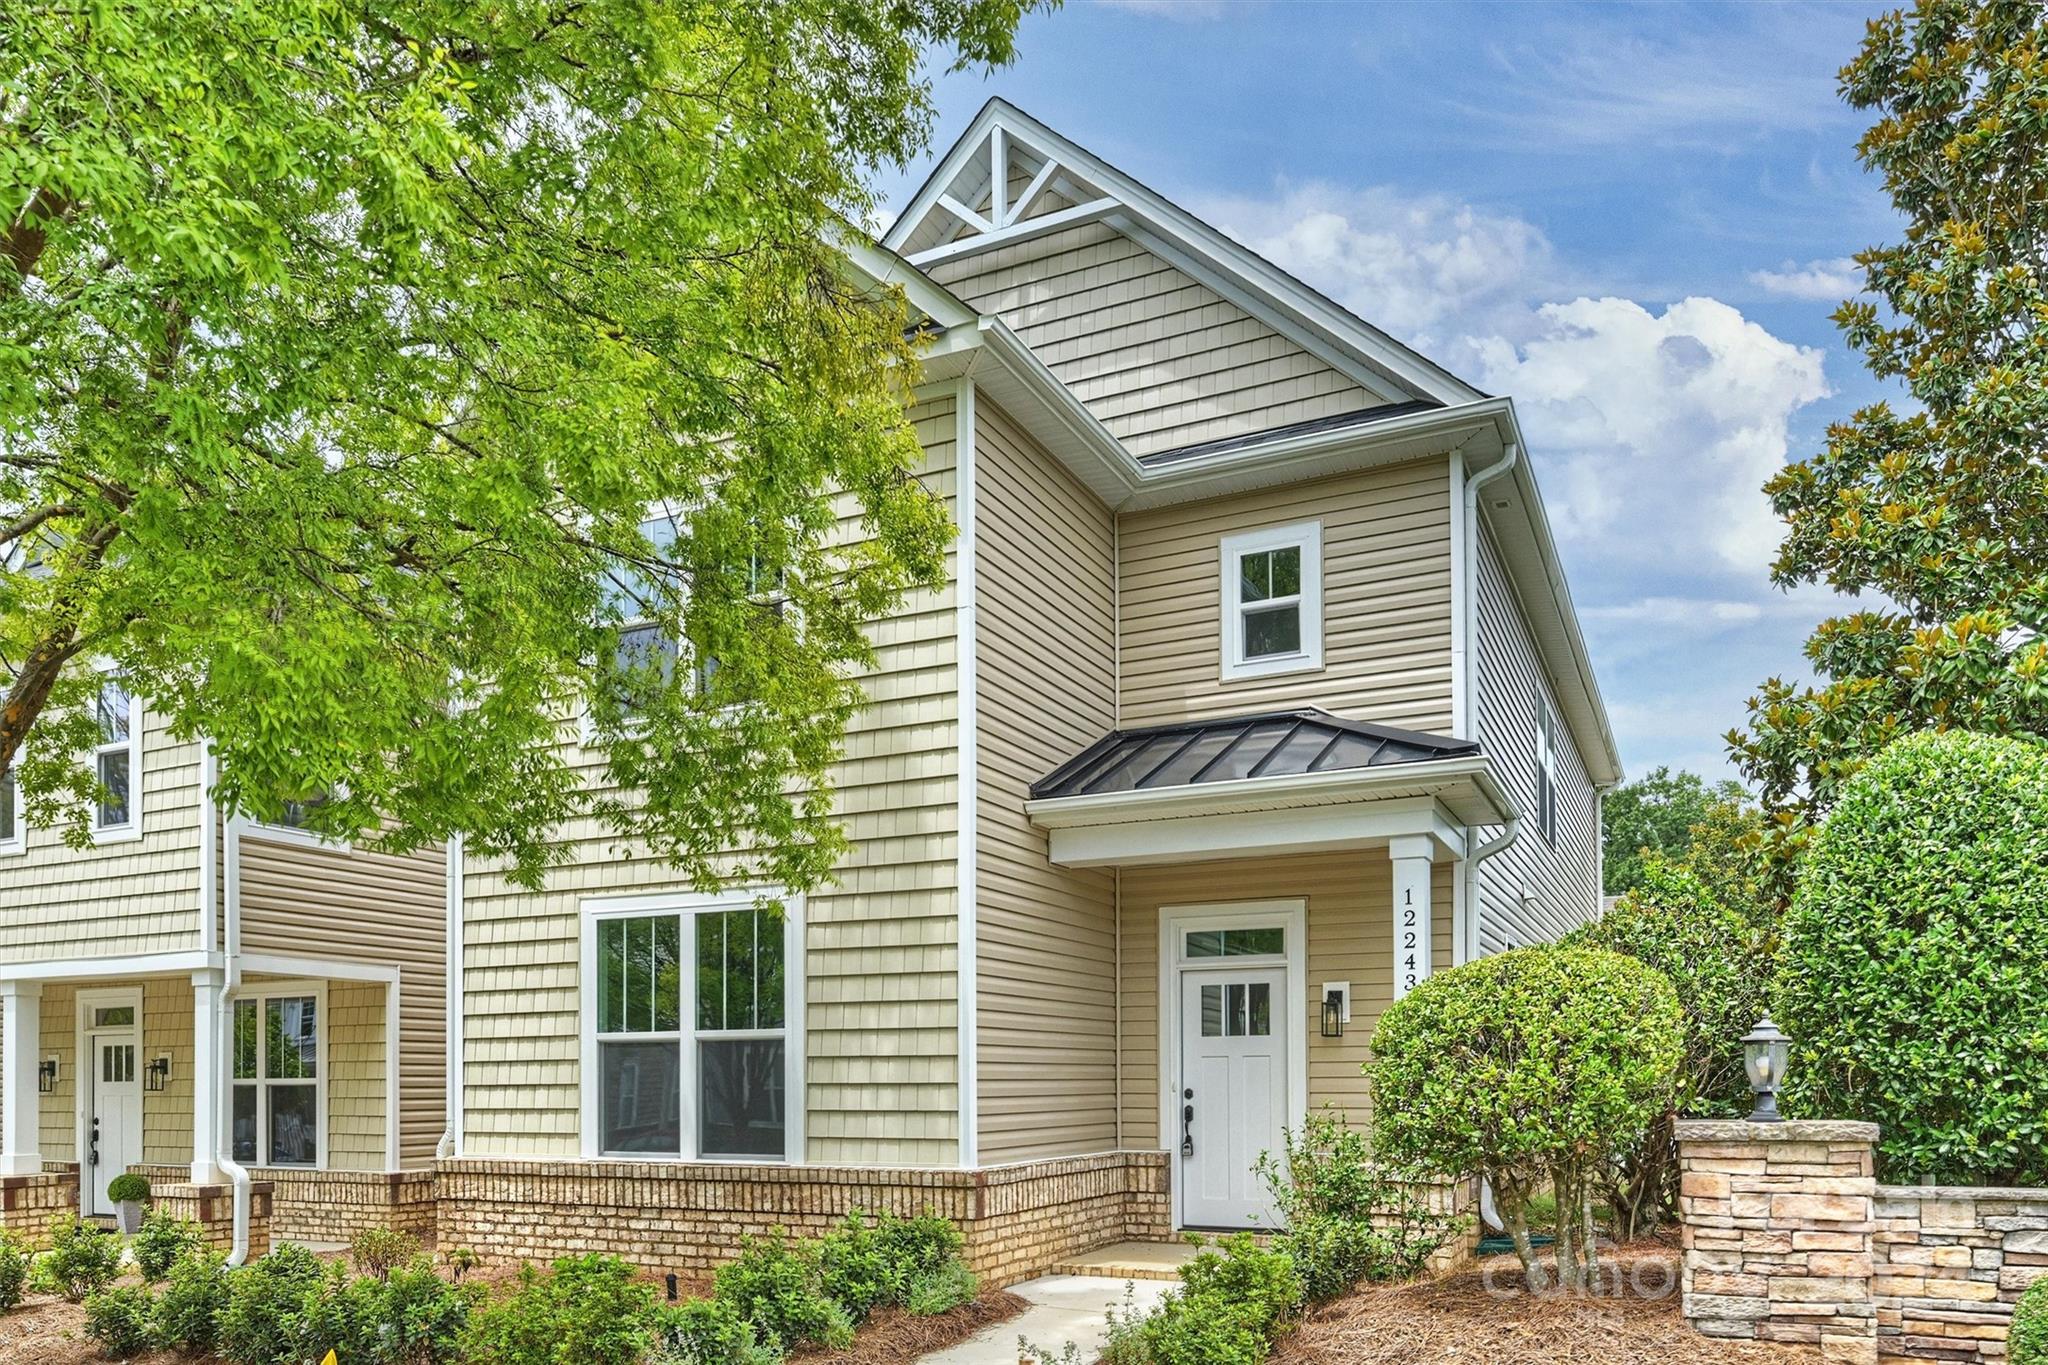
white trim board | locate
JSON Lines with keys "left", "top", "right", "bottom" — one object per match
{"left": 952, "top": 378, "right": 980, "bottom": 1170}
{"left": 1156, "top": 900, "right": 1308, "bottom": 1231}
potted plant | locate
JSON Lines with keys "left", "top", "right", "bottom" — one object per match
{"left": 106, "top": 1173, "right": 150, "bottom": 1236}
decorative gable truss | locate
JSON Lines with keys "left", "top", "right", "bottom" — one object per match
{"left": 897, "top": 123, "right": 1120, "bottom": 265}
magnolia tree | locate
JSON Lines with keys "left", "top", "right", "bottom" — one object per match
{"left": 1, "top": 0, "right": 1050, "bottom": 888}
{"left": 1368, "top": 946, "right": 1682, "bottom": 1292}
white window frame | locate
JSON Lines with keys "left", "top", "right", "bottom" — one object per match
{"left": 89, "top": 672, "right": 144, "bottom": 843}
{"left": 0, "top": 762, "right": 23, "bottom": 856}
{"left": 239, "top": 789, "right": 352, "bottom": 852}
{"left": 1219, "top": 520, "right": 1324, "bottom": 682}
{"left": 227, "top": 979, "right": 328, "bottom": 1171}
{"left": 1536, "top": 694, "right": 1558, "bottom": 845}
{"left": 579, "top": 888, "right": 806, "bottom": 1164}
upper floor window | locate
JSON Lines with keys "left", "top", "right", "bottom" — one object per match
{"left": 0, "top": 765, "right": 20, "bottom": 854}
{"left": 1536, "top": 695, "right": 1558, "bottom": 845}
{"left": 92, "top": 677, "right": 142, "bottom": 840}
{"left": 1219, "top": 521, "right": 1324, "bottom": 682}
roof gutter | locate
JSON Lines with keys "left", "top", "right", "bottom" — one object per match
{"left": 1024, "top": 753, "right": 1516, "bottom": 829}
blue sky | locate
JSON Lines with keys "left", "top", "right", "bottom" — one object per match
{"left": 876, "top": 0, "right": 1906, "bottom": 785}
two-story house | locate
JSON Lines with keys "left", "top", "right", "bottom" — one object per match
{"left": 0, "top": 708, "right": 447, "bottom": 1250}
{"left": 432, "top": 102, "right": 1620, "bottom": 1286}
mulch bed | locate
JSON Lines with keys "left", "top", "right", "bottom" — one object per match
{"left": 796, "top": 1290, "right": 1030, "bottom": 1365}
{"left": 1272, "top": 1243, "right": 1820, "bottom": 1365}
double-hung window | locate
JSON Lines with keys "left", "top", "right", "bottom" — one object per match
{"left": 0, "top": 765, "right": 20, "bottom": 854}
{"left": 585, "top": 893, "right": 799, "bottom": 1162}
{"left": 92, "top": 677, "right": 142, "bottom": 839}
{"left": 1219, "top": 521, "right": 1324, "bottom": 681}
{"left": 231, "top": 991, "right": 321, "bottom": 1167}
{"left": 1536, "top": 695, "right": 1558, "bottom": 845}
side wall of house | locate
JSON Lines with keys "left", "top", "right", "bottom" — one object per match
{"left": 458, "top": 397, "right": 964, "bottom": 1167}
{"left": 1472, "top": 523, "right": 1602, "bottom": 951}
{"left": 235, "top": 831, "right": 446, "bottom": 1167}
{"left": 972, "top": 396, "right": 1120, "bottom": 1164}
{"left": 1117, "top": 457, "right": 1455, "bottom": 732}
{"left": 1115, "top": 852, "right": 1452, "bottom": 1146}
{"left": 0, "top": 708, "right": 201, "bottom": 961}
{"left": 928, "top": 220, "right": 1382, "bottom": 459}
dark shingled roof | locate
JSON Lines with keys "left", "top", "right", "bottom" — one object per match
{"left": 1136, "top": 400, "right": 1446, "bottom": 469}
{"left": 1030, "top": 708, "right": 1481, "bottom": 800}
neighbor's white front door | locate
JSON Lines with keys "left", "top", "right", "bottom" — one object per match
{"left": 84, "top": 1026, "right": 141, "bottom": 1217}
{"left": 1177, "top": 966, "right": 1286, "bottom": 1230}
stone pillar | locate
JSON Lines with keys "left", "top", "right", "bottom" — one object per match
{"left": 1677, "top": 1119, "right": 1881, "bottom": 1365}
{"left": 1388, "top": 835, "right": 1433, "bottom": 1000}
{"left": 0, "top": 980, "right": 43, "bottom": 1176}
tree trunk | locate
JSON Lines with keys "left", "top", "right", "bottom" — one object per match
{"left": 1581, "top": 1173, "right": 1602, "bottom": 1289}
{"left": 1503, "top": 1199, "right": 1548, "bottom": 1294}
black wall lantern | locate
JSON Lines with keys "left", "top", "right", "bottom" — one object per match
{"left": 145, "top": 1056, "right": 171, "bottom": 1093}
{"left": 1742, "top": 1016, "right": 1789, "bottom": 1123}
{"left": 1320, "top": 983, "right": 1350, "bottom": 1039}
{"left": 37, "top": 1058, "right": 57, "bottom": 1094}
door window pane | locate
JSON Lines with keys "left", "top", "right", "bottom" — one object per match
{"left": 265, "top": 998, "right": 317, "bottom": 1079}
{"left": 267, "top": 1084, "right": 317, "bottom": 1165}
{"left": 1200, "top": 984, "right": 1222, "bottom": 1037}
{"left": 1185, "top": 927, "right": 1284, "bottom": 959}
{"left": 1247, "top": 982, "right": 1271, "bottom": 1036}
{"left": 600, "top": 1039, "right": 682, "bottom": 1155}
{"left": 232, "top": 1085, "right": 257, "bottom": 1162}
{"left": 699, "top": 1039, "right": 785, "bottom": 1158}
{"left": 92, "top": 1006, "right": 135, "bottom": 1028}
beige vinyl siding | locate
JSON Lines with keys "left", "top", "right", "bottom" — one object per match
{"left": 1116, "top": 853, "right": 1452, "bottom": 1146}
{"left": 928, "top": 220, "right": 1379, "bottom": 458}
{"left": 971, "top": 397, "right": 1120, "bottom": 1163}
{"left": 1473, "top": 524, "right": 1601, "bottom": 951}
{"left": 235, "top": 832, "right": 445, "bottom": 1166}
{"left": 0, "top": 708, "right": 202, "bottom": 961}
{"left": 1117, "top": 458, "right": 1455, "bottom": 731}
{"left": 460, "top": 398, "right": 963, "bottom": 1166}
{"left": 38, "top": 984, "right": 76, "bottom": 1160}
{"left": 325, "top": 978, "right": 386, "bottom": 1170}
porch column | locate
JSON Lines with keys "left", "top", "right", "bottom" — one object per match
{"left": 0, "top": 980, "right": 43, "bottom": 1175}
{"left": 190, "top": 969, "right": 225, "bottom": 1183}
{"left": 1389, "top": 835, "right": 1433, "bottom": 1001}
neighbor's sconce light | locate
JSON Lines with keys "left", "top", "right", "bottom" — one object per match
{"left": 145, "top": 1056, "right": 171, "bottom": 1093}
{"left": 1320, "top": 982, "right": 1351, "bottom": 1039}
{"left": 1743, "top": 1016, "right": 1790, "bottom": 1123}
{"left": 37, "top": 1058, "right": 57, "bottom": 1094}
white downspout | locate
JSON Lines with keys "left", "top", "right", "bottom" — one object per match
{"left": 202, "top": 751, "right": 251, "bottom": 1266}
{"left": 1461, "top": 442, "right": 1521, "bottom": 964}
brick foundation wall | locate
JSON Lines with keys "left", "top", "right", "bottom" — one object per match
{"left": 1873, "top": 1185, "right": 2048, "bottom": 1361}
{"left": 0, "top": 1165, "right": 78, "bottom": 1244}
{"left": 437, "top": 1150, "right": 1172, "bottom": 1286}
{"left": 132, "top": 1164, "right": 435, "bottom": 1247}
{"left": 149, "top": 1179, "right": 274, "bottom": 1258}
{"left": 1678, "top": 1119, "right": 2048, "bottom": 1364}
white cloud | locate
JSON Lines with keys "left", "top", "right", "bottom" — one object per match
{"left": 1748, "top": 256, "right": 1861, "bottom": 301}
{"left": 1196, "top": 183, "right": 1553, "bottom": 346}
{"left": 1470, "top": 296, "right": 1829, "bottom": 572}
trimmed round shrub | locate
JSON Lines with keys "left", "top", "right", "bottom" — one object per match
{"left": 105, "top": 1172, "right": 151, "bottom": 1205}
{"left": 1369, "top": 944, "right": 1682, "bottom": 1287}
{"left": 132, "top": 1207, "right": 204, "bottom": 1283}
{"left": 40, "top": 1217, "right": 122, "bottom": 1302}
{"left": 84, "top": 1285, "right": 157, "bottom": 1358}
{"left": 1777, "top": 730, "right": 2048, "bottom": 1184}
{"left": 2012, "top": 1276, "right": 2048, "bottom": 1365}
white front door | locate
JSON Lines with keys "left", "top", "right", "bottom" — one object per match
{"left": 1178, "top": 967, "right": 1287, "bottom": 1230}
{"left": 84, "top": 1027, "right": 141, "bottom": 1217}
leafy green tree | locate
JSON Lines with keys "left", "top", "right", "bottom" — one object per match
{"left": 1600, "top": 766, "right": 1747, "bottom": 896}
{"left": 1731, "top": 1, "right": 2048, "bottom": 880}
{"left": 1, "top": 0, "right": 1049, "bottom": 887}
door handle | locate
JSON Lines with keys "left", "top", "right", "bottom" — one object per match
{"left": 1180, "top": 1087, "right": 1195, "bottom": 1158}
{"left": 89, "top": 1117, "right": 100, "bottom": 1168}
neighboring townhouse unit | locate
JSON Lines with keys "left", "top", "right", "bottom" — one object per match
{"left": 0, "top": 699, "right": 447, "bottom": 1250}
{"left": 438, "top": 100, "right": 1622, "bottom": 1287}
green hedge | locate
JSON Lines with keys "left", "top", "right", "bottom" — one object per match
{"left": 1777, "top": 730, "right": 2048, "bottom": 1184}
{"left": 2012, "top": 1277, "right": 2048, "bottom": 1365}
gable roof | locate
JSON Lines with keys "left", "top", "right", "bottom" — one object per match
{"left": 884, "top": 99, "right": 1485, "bottom": 412}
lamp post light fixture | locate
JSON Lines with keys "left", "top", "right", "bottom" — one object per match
{"left": 145, "top": 1056, "right": 172, "bottom": 1093}
{"left": 1743, "top": 1016, "right": 1790, "bottom": 1123}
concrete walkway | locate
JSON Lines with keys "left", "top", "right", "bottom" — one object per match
{"left": 922, "top": 1274, "right": 1176, "bottom": 1364}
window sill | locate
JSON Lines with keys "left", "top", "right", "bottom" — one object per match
{"left": 89, "top": 824, "right": 143, "bottom": 846}
{"left": 239, "top": 822, "right": 352, "bottom": 854}
{"left": 1219, "top": 652, "right": 1325, "bottom": 683}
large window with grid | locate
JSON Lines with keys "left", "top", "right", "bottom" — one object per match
{"left": 231, "top": 992, "right": 321, "bottom": 1167}
{"left": 585, "top": 894, "right": 797, "bottom": 1161}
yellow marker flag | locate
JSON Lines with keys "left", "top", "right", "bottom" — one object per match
{"left": 321, "top": 1353, "right": 338, "bottom": 1365}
